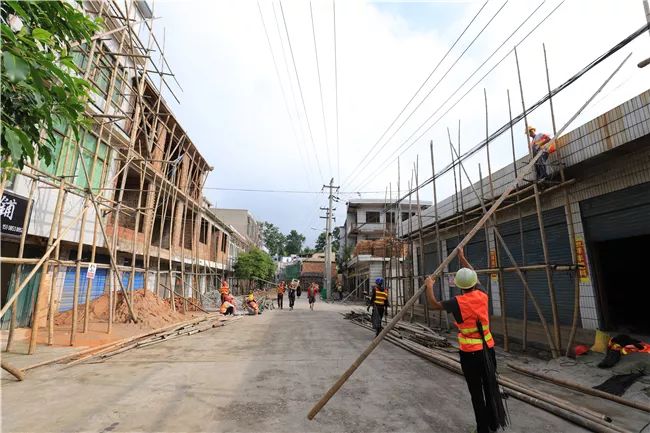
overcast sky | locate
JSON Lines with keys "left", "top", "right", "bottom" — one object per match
{"left": 151, "top": 0, "right": 650, "bottom": 247}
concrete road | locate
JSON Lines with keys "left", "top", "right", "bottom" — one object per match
{"left": 1, "top": 296, "right": 586, "bottom": 432}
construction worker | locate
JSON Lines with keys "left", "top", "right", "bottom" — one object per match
{"left": 219, "top": 280, "right": 230, "bottom": 303}
{"left": 307, "top": 282, "right": 318, "bottom": 311}
{"left": 277, "top": 281, "right": 286, "bottom": 309}
{"left": 288, "top": 280, "right": 297, "bottom": 310}
{"left": 220, "top": 293, "right": 236, "bottom": 316}
{"left": 245, "top": 292, "right": 259, "bottom": 315}
{"left": 526, "top": 125, "right": 552, "bottom": 181}
{"left": 336, "top": 282, "right": 343, "bottom": 301}
{"left": 369, "top": 278, "right": 389, "bottom": 336}
{"left": 424, "top": 248, "right": 501, "bottom": 433}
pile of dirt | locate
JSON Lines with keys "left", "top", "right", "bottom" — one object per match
{"left": 55, "top": 289, "right": 193, "bottom": 330}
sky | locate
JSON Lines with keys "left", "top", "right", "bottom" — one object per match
{"left": 150, "top": 0, "right": 650, "bottom": 247}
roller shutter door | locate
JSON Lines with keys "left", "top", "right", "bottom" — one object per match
{"left": 580, "top": 182, "right": 650, "bottom": 242}
{"left": 497, "top": 207, "right": 575, "bottom": 326}
{"left": 59, "top": 267, "right": 108, "bottom": 312}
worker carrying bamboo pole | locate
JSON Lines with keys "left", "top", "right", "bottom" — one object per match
{"left": 219, "top": 280, "right": 230, "bottom": 304}
{"left": 526, "top": 125, "right": 554, "bottom": 181}
{"left": 424, "top": 249, "right": 508, "bottom": 433}
{"left": 368, "top": 278, "right": 390, "bottom": 337}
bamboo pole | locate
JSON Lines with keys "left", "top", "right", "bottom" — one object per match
{"left": 407, "top": 173, "right": 415, "bottom": 321}
{"left": 28, "top": 178, "right": 66, "bottom": 354}
{"left": 484, "top": 89, "right": 509, "bottom": 351}
{"left": 507, "top": 89, "right": 530, "bottom": 351}
{"left": 48, "top": 189, "right": 68, "bottom": 346}
{"left": 1, "top": 361, "right": 25, "bottom": 381}
{"left": 542, "top": 43, "right": 581, "bottom": 356}
{"left": 429, "top": 141, "right": 449, "bottom": 329}
{"left": 414, "top": 157, "right": 430, "bottom": 327}
{"left": 514, "top": 47, "right": 562, "bottom": 352}
{"left": 5, "top": 179, "right": 37, "bottom": 352}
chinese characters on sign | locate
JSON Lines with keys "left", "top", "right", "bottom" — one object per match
{"left": 0, "top": 191, "right": 31, "bottom": 237}
{"left": 87, "top": 263, "right": 97, "bottom": 280}
{"left": 489, "top": 249, "right": 498, "bottom": 282}
{"left": 574, "top": 235, "right": 590, "bottom": 283}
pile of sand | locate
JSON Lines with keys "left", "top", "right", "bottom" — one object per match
{"left": 55, "top": 289, "right": 194, "bottom": 330}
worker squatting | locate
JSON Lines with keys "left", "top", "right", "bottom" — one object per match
{"left": 217, "top": 279, "right": 322, "bottom": 315}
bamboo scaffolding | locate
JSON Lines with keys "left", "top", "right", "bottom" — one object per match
{"left": 429, "top": 141, "right": 449, "bottom": 329}
{"left": 308, "top": 46, "right": 626, "bottom": 419}
{"left": 414, "top": 158, "right": 430, "bottom": 326}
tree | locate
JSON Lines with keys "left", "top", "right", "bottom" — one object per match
{"left": 284, "top": 230, "right": 305, "bottom": 255}
{"left": 261, "top": 221, "right": 285, "bottom": 257}
{"left": 314, "top": 227, "right": 341, "bottom": 253}
{"left": 1, "top": 1, "right": 100, "bottom": 169}
{"left": 301, "top": 246, "right": 315, "bottom": 256}
{"left": 233, "top": 248, "right": 275, "bottom": 282}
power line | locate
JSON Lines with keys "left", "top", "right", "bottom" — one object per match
{"left": 383, "top": 21, "right": 648, "bottom": 209}
{"left": 257, "top": 1, "right": 313, "bottom": 187}
{"left": 310, "top": 1, "right": 332, "bottom": 176}
{"left": 333, "top": 0, "right": 340, "bottom": 183}
{"left": 279, "top": 0, "right": 325, "bottom": 183}
{"left": 341, "top": 0, "right": 490, "bottom": 187}
{"left": 347, "top": 0, "right": 508, "bottom": 191}
{"left": 353, "top": 0, "right": 554, "bottom": 192}
{"left": 206, "top": 187, "right": 385, "bottom": 194}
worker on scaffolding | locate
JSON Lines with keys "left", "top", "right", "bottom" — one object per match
{"left": 368, "top": 278, "right": 389, "bottom": 337}
{"left": 424, "top": 248, "right": 508, "bottom": 433}
{"left": 219, "top": 280, "right": 230, "bottom": 304}
{"left": 288, "top": 280, "right": 297, "bottom": 311}
{"left": 277, "top": 281, "right": 286, "bottom": 310}
{"left": 526, "top": 125, "right": 552, "bottom": 181}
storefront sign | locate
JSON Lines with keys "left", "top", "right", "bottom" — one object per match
{"left": 0, "top": 191, "right": 31, "bottom": 237}
{"left": 489, "top": 249, "right": 498, "bottom": 280}
{"left": 575, "top": 235, "right": 590, "bottom": 283}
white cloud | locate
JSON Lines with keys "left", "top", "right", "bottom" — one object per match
{"left": 153, "top": 0, "right": 650, "bottom": 245}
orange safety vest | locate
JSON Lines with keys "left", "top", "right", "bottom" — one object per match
{"left": 609, "top": 339, "right": 650, "bottom": 355}
{"left": 374, "top": 288, "right": 388, "bottom": 305}
{"left": 278, "top": 285, "right": 285, "bottom": 294}
{"left": 455, "top": 289, "right": 494, "bottom": 352}
{"left": 219, "top": 285, "right": 230, "bottom": 295}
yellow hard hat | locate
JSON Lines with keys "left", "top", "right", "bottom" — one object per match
{"left": 454, "top": 267, "right": 478, "bottom": 289}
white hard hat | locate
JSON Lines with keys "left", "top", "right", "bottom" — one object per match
{"left": 455, "top": 267, "right": 478, "bottom": 289}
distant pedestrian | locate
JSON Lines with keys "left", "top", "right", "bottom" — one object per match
{"left": 369, "top": 278, "right": 389, "bottom": 336}
{"left": 308, "top": 282, "right": 318, "bottom": 311}
{"left": 336, "top": 282, "right": 343, "bottom": 301}
{"left": 296, "top": 282, "right": 302, "bottom": 298}
{"left": 277, "top": 281, "right": 286, "bottom": 309}
{"left": 288, "top": 281, "right": 297, "bottom": 310}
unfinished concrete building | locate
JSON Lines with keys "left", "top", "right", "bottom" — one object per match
{"left": 0, "top": 0, "right": 231, "bottom": 353}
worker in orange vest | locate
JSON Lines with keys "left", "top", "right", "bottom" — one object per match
{"left": 369, "top": 278, "right": 389, "bottom": 337}
{"left": 277, "top": 281, "right": 286, "bottom": 310}
{"left": 425, "top": 248, "right": 507, "bottom": 433}
{"left": 219, "top": 280, "right": 230, "bottom": 303}
{"left": 526, "top": 125, "right": 552, "bottom": 181}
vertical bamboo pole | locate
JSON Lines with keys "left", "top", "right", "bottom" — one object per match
{"left": 515, "top": 47, "right": 562, "bottom": 353}
{"left": 414, "top": 156, "right": 430, "bottom": 326}
{"left": 28, "top": 178, "right": 66, "bottom": 354}
{"left": 429, "top": 141, "right": 449, "bottom": 329}
{"left": 507, "top": 89, "right": 529, "bottom": 351}
{"left": 484, "top": 89, "right": 509, "bottom": 351}
{"left": 396, "top": 158, "right": 403, "bottom": 316}
{"left": 542, "top": 44, "right": 580, "bottom": 355}
{"left": 5, "top": 180, "right": 37, "bottom": 352}
{"left": 407, "top": 172, "right": 415, "bottom": 321}
{"left": 47, "top": 188, "right": 67, "bottom": 346}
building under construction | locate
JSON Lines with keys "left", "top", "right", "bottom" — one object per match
{"left": 396, "top": 89, "right": 649, "bottom": 356}
{"left": 0, "top": 1, "right": 244, "bottom": 353}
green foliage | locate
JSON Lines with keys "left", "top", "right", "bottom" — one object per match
{"left": 301, "top": 246, "right": 315, "bottom": 256}
{"left": 284, "top": 229, "right": 305, "bottom": 255}
{"left": 314, "top": 227, "right": 341, "bottom": 253}
{"left": 1, "top": 1, "right": 100, "bottom": 169}
{"left": 233, "top": 248, "right": 275, "bottom": 282}
{"left": 261, "top": 221, "right": 285, "bottom": 257}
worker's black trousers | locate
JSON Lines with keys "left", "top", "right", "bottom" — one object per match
{"left": 277, "top": 294, "right": 283, "bottom": 309}
{"left": 372, "top": 305, "right": 385, "bottom": 336}
{"left": 459, "top": 348, "right": 498, "bottom": 433}
{"left": 289, "top": 294, "right": 295, "bottom": 308}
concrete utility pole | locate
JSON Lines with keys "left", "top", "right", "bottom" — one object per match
{"left": 321, "top": 178, "right": 339, "bottom": 299}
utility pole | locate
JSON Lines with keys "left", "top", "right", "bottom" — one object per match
{"left": 321, "top": 178, "right": 339, "bottom": 299}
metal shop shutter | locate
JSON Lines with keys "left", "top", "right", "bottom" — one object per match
{"left": 422, "top": 242, "right": 443, "bottom": 299}
{"left": 580, "top": 182, "right": 650, "bottom": 242}
{"left": 0, "top": 266, "right": 40, "bottom": 329}
{"left": 497, "top": 207, "right": 575, "bottom": 326}
{"left": 59, "top": 268, "right": 108, "bottom": 312}
{"left": 121, "top": 272, "right": 145, "bottom": 291}
{"left": 447, "top": 230, "right": 490, "bottom": 299}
